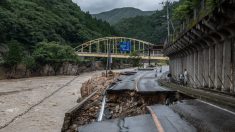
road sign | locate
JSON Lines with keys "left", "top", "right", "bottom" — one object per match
{"left": 119, "top": 41, "right": 131, "bottom": 52}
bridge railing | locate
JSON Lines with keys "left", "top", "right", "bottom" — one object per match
{"left": 76, "top": 52, "right": 165, "bottom": 57}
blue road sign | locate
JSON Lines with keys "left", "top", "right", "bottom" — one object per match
{"left": 119, "top": 41, "right": 131, "bottom": 52}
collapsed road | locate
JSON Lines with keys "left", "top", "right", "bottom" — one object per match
{"left": 63, "top": 66, "right": 235, "bottom": 132}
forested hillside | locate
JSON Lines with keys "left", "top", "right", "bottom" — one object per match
{"left": 0, "top": 0, "right": 116, "bottom": 51}
{"left": 114, "top": 2, "right": 179, "bottom": 44}
{"left": 92, "top": 7, "right": 155, "bottom": 25}
{"left": 0, "top": 0, "right": 117, "bottom": 76}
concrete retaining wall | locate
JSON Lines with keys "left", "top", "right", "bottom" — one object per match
{"left": 0, "top": 61, "right": 104, "bottom": 79}
{"left": 164, "top": 1, "right": 235, "bottom": 94}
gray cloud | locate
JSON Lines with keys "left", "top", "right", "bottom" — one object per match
{"left": 72, "top": 0, "right": 166, "bottom": 14}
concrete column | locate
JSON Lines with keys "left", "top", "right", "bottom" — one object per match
{"left": 174, "top": 58, "right": 177, "bottom": 78}
{"left": 173, "top": 58, "right": 176, "bottom": 78}
{"left": 187, "top": 55, "right": 190, "bottom": 75}
{"left": 203, "top": 48, "right": 209, "bottom": 87}
{"left": 209, "top": 45, "right": 215, "bottom": 88}
{"left": 188, "top": 53, "right": 192, "bottom": 85}
{"left": 222, "top": 40, "right": 231, "bottom": 92}
{"left": 215, "top": 43, "right": 223, "bottom": 90}
{"left": 180, "top": 57, "right": 183, "bottom": 74}
{"left": 194, "top": 51, "right": 198, "bottom": 87}
{"left": 183, "top": 56, "right": 186, "bottom": 71}
{"left": 176, "top": 58, "right": 178, "bottom": 78}
{"left": 198, "top": 50, "right": 204, "bottom": 87}
{"left": 191, "top": 52, "right": 195, "bottom": 86}
{"left": 232, "top": 39, "right": 235, "bottom": 93}
{"left": 174, "top": 58, "right": 177, "bottom": 79}
{"left": 176, "top": 57, "right": 179, "bottom": 79}
{"left": 171, "top": 59, "right": 174, "bottom": 77}
{"left": 169, "top": 60, "right": 172, "bottom": 74}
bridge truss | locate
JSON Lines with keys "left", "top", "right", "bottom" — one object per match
{"left": 75, "top": 37, "right": 168, "bottom": 60}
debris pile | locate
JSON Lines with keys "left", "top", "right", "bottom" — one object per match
{"left": 106, "top": 92, "right": 147, "bottom": 119}
{"left": 64, "top": 71, "right": 179, "bottom": 132}
{"left": 80, "top": 71, "right": 120, "bottom": 98}
{"left": 73, "top": 95, "right": 101, "bottom": 127}
{"left": 66, "top": 71, "right": 120, "bottom": 132}
{"left": 106, "top": 92, "right": 168, "bottom": 119}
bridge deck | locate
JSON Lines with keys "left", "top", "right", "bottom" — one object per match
{"left": 76, "top": 52, "right": 169, "bottom": 60}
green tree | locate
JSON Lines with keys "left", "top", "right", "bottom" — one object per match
{"left": 206, "top": 0, "right": 218, "bottom": 9}
{"left": 22, "top": 55, "right": 36, "bottom": 76}
{"left": 3, "top": 40, "right": 23, "bottom": 76}
{"left": 129, "top": 51, "right": 142, "bottom": 67}
{"left": 33, "top": 42, "right": 79, "bottom": 75}
{"left": 173, "top": 0, "right": 193, "bottom": 21}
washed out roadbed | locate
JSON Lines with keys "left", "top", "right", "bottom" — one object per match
{"left": 63, "top": 71, "right": 121, "bottom": 132}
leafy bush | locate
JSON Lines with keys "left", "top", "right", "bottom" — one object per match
{"left": 206, "top": 0, "right": 218, "bottom": 10}
{"left": 22, "top": 55, "right": 36, "bottom": 73}
{"left": 33, "top": 42, "right": 80, "bottom": 74}
{"left": 3, "top": 40, "right": 23, "bottom": 70}
{"left": 129, "top": 51, "right": 142, "bottom": 67}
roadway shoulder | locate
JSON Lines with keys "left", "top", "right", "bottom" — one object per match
{"left": 159, "top": 81, "right": 235, "bottom": 110}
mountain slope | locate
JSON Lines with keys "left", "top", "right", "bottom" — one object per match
{"left": 92, "top": 7, "right": 155, "bottom": 25}
{"left": 0, "top": 0, "right": 116, "bottom": 51}
{"left": 114, "top": 2, "right": 179, "bottom": 44}
{"left": 114, "top": 12, "right": 167, "bottom": 44}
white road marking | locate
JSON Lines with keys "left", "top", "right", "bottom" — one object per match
{"left": 197, "top": 99, "right": 235, "bottom": 116}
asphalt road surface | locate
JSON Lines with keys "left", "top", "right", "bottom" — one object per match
{"left": 170, "top": 99, "right": 235, "bottom": 132}
{"left": 81, "top": 66, "right": 235, "bottom": 132}
{"left": 79, "top": 115, "right": 158, "bottom": 132}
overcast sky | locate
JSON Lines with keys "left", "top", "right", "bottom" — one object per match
{"left": 72, "top": 0, "right": 168, "bottom": 14}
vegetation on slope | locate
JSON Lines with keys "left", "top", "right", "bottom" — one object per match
{"left": 114, "top": 0, "right": 218, "bottom": 44}
{"left": 114, "top": 2, "right": 179, "bottom": 44}
{"left": 0, "top": 0, "right": 117, "bottom": 73}
{"left": 0, "top": 0, "right": 116, "bottom": 50}
{"left": 173, "top": 0, "right": 219, "bottom": 22}
{"left": 172, "top": 0, "right": 219, "bottom": 32}
{"left": 92, "top": 7, "right": 155, "bottom": 25}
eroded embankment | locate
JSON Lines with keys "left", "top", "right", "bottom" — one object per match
{"left": 62, "top": 71, "right": 194, "bottom": 132}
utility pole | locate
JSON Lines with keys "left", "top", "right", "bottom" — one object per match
{"left": 166, "top": 0, "right": 170, "bottom": 38}
{"left": 148, "top": 47, "right": 151, "bottom": 67}
{"left": 108, "top": 43, "right": 112, "bottom": 71}
{"left": 160, "top": 0, "right": 171, "bottom": 42}
{"left": 106, "top": 41, "right": 109, "bottom": 77}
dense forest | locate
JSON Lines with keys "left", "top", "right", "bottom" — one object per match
{"left": 0, "top": 0, "right": 116, "bottom": 50}
{"left": 113, "top": 2, "right": 179, "bottom": 44}
{"left": 0, "top": 0, "right": 116, "bottom": 75}
{"left": 113, "top": 0, "right": 219, "bottom": 44}
{"left": 0, "top": 0, "right": 218, "bottom": 76}
{"left": 92, "top": 7, "right": 155, "bottom": 25}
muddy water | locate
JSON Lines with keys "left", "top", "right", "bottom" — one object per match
{"left": 0, "top": 72, "right": 101, "bottom": 132}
